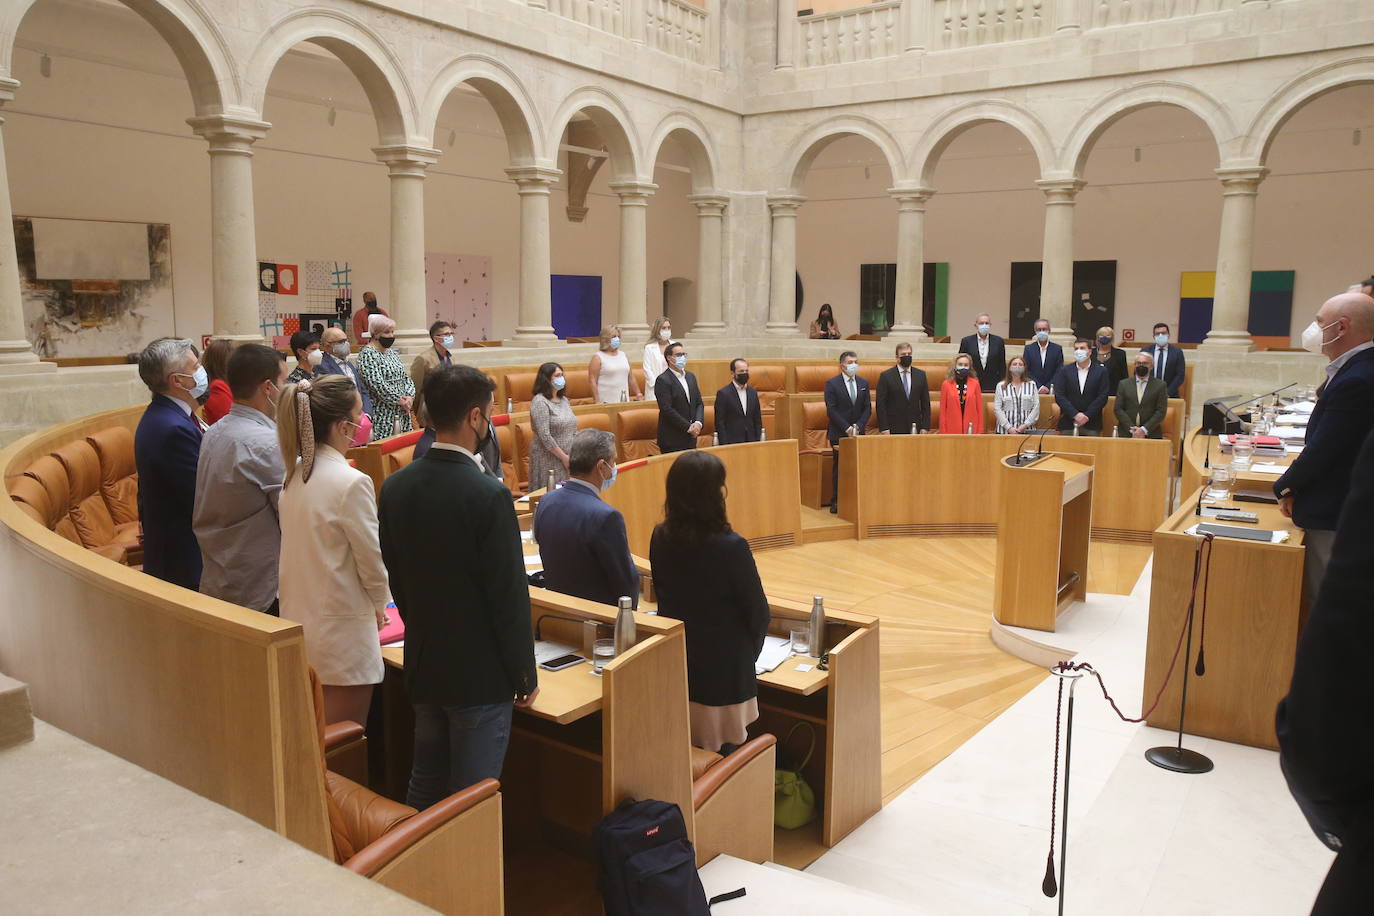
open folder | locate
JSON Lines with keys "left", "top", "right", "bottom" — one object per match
{"left": 755, "top": 635, "right": 792, "bottom": 675}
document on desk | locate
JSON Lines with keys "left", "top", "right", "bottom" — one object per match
{"left": 1248, "top": 462, "right": 1288, "bottom": 474}
{"left": 1270, "top": 426, "right": 1306, "bottom": 440}
{"left": 534, "top": 640, "right": 578, "bottom": 664}
{"left": 755, "top": 636, "right": 792, "bottom": 675}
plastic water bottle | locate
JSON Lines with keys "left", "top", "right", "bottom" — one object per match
{"left": 506, "top": 397, "right": 513, "bottom": 415}
{"left": 711, "top": 432, "right": 718, "bottom": 447}
{"left": 808, "top": 596, "right": 826, "bottom": 659}
{"left": 621, "top": 389, "right": 628, "bottom": 403}
{"left": 760, "top": 429, "right": 767, "bottom": 442}
{"left": 911, "top": 423, "right": 918, "bottom": 435}
{"left": 613, "top": 596, "right": 636, "bottom": 656}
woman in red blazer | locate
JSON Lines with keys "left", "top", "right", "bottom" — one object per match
{"left": 200, "top": 339, "right": 235, "bottom": 426}
{"left": 939, "top": 353, "right": 984, "bottom": 434}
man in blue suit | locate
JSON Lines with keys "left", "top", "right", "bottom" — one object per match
{"left": 824, "top": 350, "right": 871, "bottom": 514}
{"left": 532, "top": 429, "right": 639, "bottom": 608}
{"left": 1275, "top": 291, "right": 1374, "bottom": 604}
{"left": 1022, "top": 317, "right": 1064, "bottom": 393}
{"left": 133, "top": 337, "right": 205, "bottom": 589}
{"left": 1052, "top": 339, "right": 1110, "bottom": 435}
{"left": 316, "top": 325, "right": 373, "bottom": 418}
{"left": 1139, "top": 322, "right": 1186, "bottom": 398}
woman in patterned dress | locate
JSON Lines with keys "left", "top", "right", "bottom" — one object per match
{"left": 528, "top": 361, "right": 578, "bottom": 489}
{"left": 354, "top": 314, "right": 414, "bottom": 440}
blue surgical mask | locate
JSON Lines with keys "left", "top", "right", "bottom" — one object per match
{"left": 1074, "top": 349, "right": 1090, "bottom": 363}
{"left": 610, "top": 336, "right": 621, "bottom": 350}
{"left": 1155, "top": 333, "right": 1169, "bottom": 347}
{"left": 844, "top": 362, "right": 859, "bottom": 376}
{"left": 1035, "top": 330, "right": 1049, "bottom": 343}
{"left": 674, "top": 355, "right": 687, "bottom": 370}
{"left": 978, "top": 323, "right": 991, "bottom": 335}
{"left": 552, "top": 375, "right": 566, "bottom": 390}
{"left": 600, "top": 462, "right": 617, "bottom": 492}
{"left": 441, "top": 334, "right": 455, "bottom": 347}
{"left": 176, "top": 365, "right": 209, "bottom": 399}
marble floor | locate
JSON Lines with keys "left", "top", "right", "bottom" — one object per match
{"left": 806, "top": 557, "right": 1335, "bottom": 915}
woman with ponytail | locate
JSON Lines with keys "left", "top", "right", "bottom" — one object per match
{"left": 276, "top": 374, "right": 390, "bottom": 725}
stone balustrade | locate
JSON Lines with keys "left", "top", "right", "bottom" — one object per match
{"left": 798, "top": 2, "right": 904, "bottom": 67}
{"left": 647, "top": 0, "right": 710, "bottom": 63}
{"left": 935, "top": 0, "right": 1047, "bottom": 50}
{"left": 547, "top": 0, "right": 630, "bottom": 41}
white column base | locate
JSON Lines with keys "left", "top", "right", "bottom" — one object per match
{"left": 1050, "top": 329, "right": 1077, "bottom": 348}
{"left": 616, "top": 323, "right": 650, "bottom": 340}
{"left": 0, "top": 348, "right": 55, "bottom": 375}
{"left": 886, "top": 324, "right": 930, "bottom": 342}
{"left": 765, "top": 322, "right": 803, "bottom": 337}
{"left": 1199, "top": 329, "right": 1256, "bottom": 352}
{"left": 688, "top": 321, "right": 728, "bottom": 337}
{"left": 391, "top": 330, "right": 435, "bottom": 358}
{"left": 507, "top": 327, "right": 561, "bottom": 344}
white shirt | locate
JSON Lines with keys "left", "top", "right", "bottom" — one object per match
{"left": 670, "top": 367, "right": 691, "bottom": 400}
{"left": 1327, "top": 340, "right": 1374, "bottom": 383}
{"left": 978, "top": 335, "right": 989, "bottom": 365}
{"left": 1077, "top": 363, "right": 1089, "bottom": 390}
{"left": 563, "top": 476, "right": 600, "bottom": 496}
{"left": 735, "top": 382, "right": 749, "bottom": 413}
{"left": 429, "top": 439, "right": 485, "bottom": 471}
{"left": 900, "top": 368, "right": 911, "bottom": 397}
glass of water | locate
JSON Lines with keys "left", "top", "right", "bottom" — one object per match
{"left": 1231, "top": 435, "right": 1254, "bottom": 469}
{"left": 1206, "top": 465, "right": 1233, "bottom": 501}
{"left": 591, "top": 638, "right": 615, "bottom": 676}
{"left": 789, "top": 627, "right": 810, "bottom": 657}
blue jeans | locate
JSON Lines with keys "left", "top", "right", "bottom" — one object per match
{"left": 407, "top": 701, "right": 513, "bottom": 810}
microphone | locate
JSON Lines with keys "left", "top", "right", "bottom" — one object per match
{"left": 1230, "top": 382, "right": 1297, "bottom": 413}
{"left": 1035, "top": 426, "right": 1052, "bottom": 459}
{"left": 1012, "top": 430, "right": 1037, "bottom": 465}
{"left": 1202, "top": 432, "right": 1211, "bottom": 470}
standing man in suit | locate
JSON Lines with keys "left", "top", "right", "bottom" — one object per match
{"left": 1023, "top": 317, "right": 1064, "bottom": 394}
{"left": 824, "top": 351, "right": 871, "bottom": 514}
{"left": 876, "top": 342, "right": 930, "bottom": 435}
{"left": 713, "top": 358, "right": 763, "bottom": 445}
{"left": 134, "top": 337, "right": 206, "bottom": 590}
{"left": 409, "top": 320, "right": 454, "bottom": 425}
{"left": 378, "top": 364, "right": 537, "bottom": 809}
{"left": 317, "top": 325, "right": 373, "bottom": 419}
{"left": 1113, "top": 351, "right": 1168, "bottom": 438}
{"left": 1053, "top": 339, "right": 1110, "bottom": 436}
{"left": 958, "top": 312, "right": 1007, "bottom": 388}
{"left": 1276, "top": 423, "right": 1374, "bottom": 912}
{"left": 654, "top": 341, "right": 705, "bottom": 453}
{"left": 1275, "top": 291, "right": 1374, "bottom": 604}
{"left": 1139, "top": 322, "right": 1185, "bottom": 397}
{"left": 532, "top": 429, "right": 639, "bottom": 608}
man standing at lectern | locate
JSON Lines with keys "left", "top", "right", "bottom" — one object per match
{"left": 1275, "top": 291, "right": 1374, "bottom": 604}
{"left": 825, "top": 351, "right": 871, "bottom": 514}
{"left": 876, "top": 342, "right": 930, "bottom": 435}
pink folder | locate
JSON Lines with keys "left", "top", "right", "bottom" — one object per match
{"left": 378, "top": 603, "right": 404, "bottom": 646}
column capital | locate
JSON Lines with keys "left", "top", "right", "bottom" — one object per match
{"left": 609, "top": 180, "right": 658, "bottom": 203}
{"left": 1215, "top": 166, "right": 1268, "bottom": 194}
{"left": 687, "top": 193, "right": 729, "bottom": 215}
{"left": 505, "top": 165, "right": 561, "bottom": 185}
{"left": 0, "top": 76, "right": 19, "bottom": 106}
{"left": 373, "top": 144, "right": 440, "bottom": 177}
{"left": 1035, "top": 177, "right": 1086, "bottom": 202}
{"left": 888, "top": 186, "right": 936, "bottom": 209}
{"left": 187, "top": 114, "right": 271, "bottom": 151}
{"left": 767, "top": 193, "right": 807, "bottom": 215}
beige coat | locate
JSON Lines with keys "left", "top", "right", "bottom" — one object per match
{"left": 278, "top": 445, "right": 388, "bottom": 686}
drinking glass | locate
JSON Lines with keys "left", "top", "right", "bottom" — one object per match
{"left": 789, "top": 627, "right": 810, "bottom": 657}
{"left": 1231, "top": 435, "right": 1254, "bottom": 469}
{"left": 591, "top": 638, "right": 615, "bottom": 675}
{"left": 1206, "top": 466, "right": 1232, "bottom": 501}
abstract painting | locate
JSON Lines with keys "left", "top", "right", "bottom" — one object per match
{"left": 1009, "top": 260, "right": 1117, "bottom": 338}
{"left": 1178, "top": 270, "right": 1294, "bottom": 347}
{"left": 426, "top": 253, "right": 492, "bottom": 341}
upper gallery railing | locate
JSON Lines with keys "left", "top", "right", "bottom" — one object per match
{"left": 936, "top": 0, "right": 1047, "bottom": 49}
{"left": 798, "top": 2, "right": 904, "bottom": 67}
{"left": 536, "top": 0, "right": 714, "bottom": 64}
{"left": 646, "top": 0, "right": 710, "bottom": 63}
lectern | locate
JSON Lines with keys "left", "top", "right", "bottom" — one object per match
{"left": 993, "top": 452, "right": 1094, "bottom": 632}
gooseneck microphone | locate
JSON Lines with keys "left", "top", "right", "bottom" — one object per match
{"left": 1035, "top": 426, "right": 1053, "bottom": 460}
{"left": 1012, "top": 431, "right": 1038, "bottom": 465}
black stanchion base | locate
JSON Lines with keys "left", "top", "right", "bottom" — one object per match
{"left": 1145, "top": 745, "right": 1213, "bottom": 774}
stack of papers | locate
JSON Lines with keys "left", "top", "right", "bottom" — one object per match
{"left": 755, "top": 636, "right": 792, "bottom": 675}
{"left": 1248, "top": 462, "right": 1288, "bottom": 475}
{"left": 1281, "top": 401, "right": 1316, "bottom": 415}
{"left": 534, "top": 640, "right": 578, "bottom": 664}
{"left": 1269, "top": 426, "right": 1306, "bottom": 440}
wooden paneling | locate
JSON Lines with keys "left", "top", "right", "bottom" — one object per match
{"left": 692, "top": 744, "right": 776, "bottom": 866}
{"left": 822, "top": 624, "right": 882, "bottom": 847}
{"left": 371, "top": 792, "right": 504, "bottom": 915}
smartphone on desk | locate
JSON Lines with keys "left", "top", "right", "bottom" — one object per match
{"left": 539, "top": 653, "right": 584, "bottom": 672}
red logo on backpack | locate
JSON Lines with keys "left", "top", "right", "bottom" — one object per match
{"left": 644, "top": 826, "right": 660, "bottom": 837}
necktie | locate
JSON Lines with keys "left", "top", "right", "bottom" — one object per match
{"left": 847, "top": 377, "right": 856, "bottom": 402}
{"left": 1156, "top": 348, "right": 1165, "bottom": 379}
{"left": 902, "top": 370, "right": 910, "bottom": 398}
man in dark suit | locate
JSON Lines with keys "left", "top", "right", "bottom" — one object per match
{"left": 1139, "top": 322, "right": 1186, "bottom": 398}
{"left": 1276, "top": 423, "right": 1374, "bottom": 913}
{"left": 1053, "top": 339, "right": 1110, "bottom": 435}
{"left": 876, "top": 341, "right": 929, "bottom": 435}
{"left": 1275, "top": 292, "right": 1374, "bottom": 604}
{"left": 134, "top": 337, "right": 206, "bottom": 589}
{"left": 316, "top": 325, "right": 374, "bottom": 418}
{"left": 958, "top": 312, "right": 1006, "bottom": 388}
{"left": 824, "top": 351, "right": 871, "bottom": 514}
{"left": 1022, "top": 317, "right": 1064, "bottom": 393}
{"left": 1113, "top": 351, "right": 1168, "bottom": 438}
{"left": 713, "top": 358, "right": 763, "bottom": 445}
{"left": 532, "top": 429, "right": 639, "bottom": 608}
{"left": 654, "top": 341, "right": 705, "bottom": 453}
{"left": 378, "top": 364, "right": 537, "bottom": 810}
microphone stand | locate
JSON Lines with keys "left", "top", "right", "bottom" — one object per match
{"left": 1145, "top": 531, "right": 1214, "bottom": 775}
{"left": 1045, "top": 665, "right": 1084, "bottom": 915}
{"left": 1230, "top": 382, "right": 1298, "bottom": 415}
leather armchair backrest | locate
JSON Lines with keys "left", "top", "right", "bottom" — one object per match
{"left": 794, "top": 366, "right": 830, "bottom": 392}
{"left": 616, "top": 409, "right": 661, "bottom": 461}
{"left": 494, "top": 423, "right": 519, "bottom": 491}
{"left": 515, "top": 422, "right": 533, "bottom": 487}
{"left": 52, "top": 441, "right": 119, "bottom": 549}
{"left": 697, "top": 404, "right": 715, "bottom": 449}
{"left": 576, "top": 412, "right": 613, "bottom": 433}
{"left": 87, "top": 426, "right": 139, "bottom": 525}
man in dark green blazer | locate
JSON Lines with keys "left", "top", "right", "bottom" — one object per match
{"left": 378, "top": 364, "right": 538, "bottom": 811}
{"left": 1114, "top": 350, "right": 1169, "bottom": 439}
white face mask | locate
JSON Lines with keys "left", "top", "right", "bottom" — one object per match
{"left": 306, "top": 348, "right": 323, "bottom": 368}
{"left": 610, "top": 336, "right": 621, "bottom": 350}
{"left": 1301, "top": 319, "right": 1342, "bottom": 355}
{"left": 1035, "top": 330, "right": 1049, "bottom": 343}
{"left": 330, "top": 341, "right": 350, "bottom": 359}
{"left": 441, "top": 334, "right": 455, "bottom": 348}
{"left": 977, "top": 323, "right": 991, "bottom": 335}
{"left": 1074, "top": 349, "right": 1090, "bottom": 363}
{"left": 659, "top": 328, "right": 672, "bottom": 341}
{"left": 1154, "top": 333, "right": 1169, "bottom": 347}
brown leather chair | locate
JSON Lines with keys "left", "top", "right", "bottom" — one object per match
{"left": 576, "top": 412, "right": 613, "bottom": 433}
{"left": 562, "top": 369, "right": 596, "bottom": 406}
{"left": 505, "top": 371, "right": 536, "bottom": 412}
{"left": 748, "top": 365, "right": 786, "bottom": 414}
{"left": 798, "top": 401, "right": 833, "bottom": 508}
{"left": 690, "top": 734, "right": 778, "bottom": 867}
{"left": 616, "top": 409, "right": 661, "bottom": 461}
{"left": 51, "top": 441, "right": 141, "bottom": 559}
{"left": 794, "top": 365, "right": 830, "bottom": 393}
{"left": 10, "top": 468, "right": 128, "bottom": 562}
{"left": 697, "top": 404, "right": 715, "bottom": 449}
{"left": 86, "top": 426, "right": 138, "bottom": 526}
{"left": 379, "top": 429, "right": 424, "bottom": 477}
{"left": 514, "top": 421, "right": 534, "bottom": 488}
{"left": 493, "top": 421, "right": 522, "bottom": 495}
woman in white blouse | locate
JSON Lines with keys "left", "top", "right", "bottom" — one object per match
{"left": 276, "top": 374, "right": 389, "bottom": 725}
{"left": 994, "top": 355, "right": 1040, "bottom": 435}
{"left": 642, "top": 316, "right": 673, "bottom": 402}
{"left": 589, "top": 324, "right": 641, "bottom": 403}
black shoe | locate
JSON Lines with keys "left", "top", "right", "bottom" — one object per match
{"left": 829, "top": 503, "right": 837, "bottom": 514}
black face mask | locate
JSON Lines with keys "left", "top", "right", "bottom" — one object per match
{"left": 955, "top": 366, "right": 971, "bottom": 380}
{"left": 473, "top": 414, "right": 491, "bottom": 452}
{"left": 1135, "top": 364, "right": 1151, "bottom": 379}
{"left": 898, "top": 354, "right": 912, "bottom": 368}
{"left": 376, "top": 336, "right": 395, "bottom": 349}
{"left": 735, "top": 372, "right": 749, "bottom": 386}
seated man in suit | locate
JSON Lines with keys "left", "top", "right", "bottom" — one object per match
{"left": 1023, "top": 317, "right": 1064, "bottom": 394}
{"left": 134, "top": 337, "right": 206, "bottom": 589}
{"left": 1113, "top": 351, "right": 1168, "bottom": 439}
{"left": 532, "top": 429, "right": 639, "bottom": 608}
{"left": 714, "top": 358, "right": 763, "bottom": 445}
{"left": 824, "top": 350, "right": 871, "bottom": 513}
{"left": 958, "top": 312, "right": 1007, "bottom": 388}
{"left": 1053, "top": 339, "right": 1110, "bottom": 436}
{"left": 317, "top": 325, "right": 373, "bottom": 419}
{"left": 1139, "top": 322, "right": 1185, "bottom": 398}
{"left": 1275, "top": 291, "right": 1374, "bottom": 604}
{"left": 654, "top": 341, "right": 704, "bottom": 453}
{"left": 876, "top": 341, "right": 930, "bottom": 435}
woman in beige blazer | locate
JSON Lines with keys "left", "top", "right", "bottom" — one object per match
{"left": 276, "top": 375, "right": 390, "bottom": 725}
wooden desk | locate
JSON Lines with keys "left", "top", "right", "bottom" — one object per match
{"left": 1180, "top": 425, "right": 1301, "bottom": 501}
{"left": 1143, "top": 490, "right": 1305, "bottom": 749}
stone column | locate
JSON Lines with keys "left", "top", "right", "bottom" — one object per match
{"left": 888, "top": 186, "right": 935, "bottom": 341}
{"left": 1202, "top": 167, "right": 1267, "bottom": 351}
{"left": 0, "top": 78, "right": 51, "bottom": 373}
{"left": 188, "top": 114, "right": 271, "bottom": 345}
{"left": 775, "top": 0, "right": 795, "bottom": 69}
{"left": 609, "top": 180, "right": 657, "bottom": 339}
{"left": 505, "top": 166, "right": 561, "bottom": 342}
{"left": 1036, "top": 177, "right": 1085, "bottom": 346}
{"left": 374, "top": 145, "right": 439, "bottom": 352}
{"left": 688, "top": 193, "right": 728, "bottom": 337}
{"left": 766, "top": 194, "right": 805, "bottom": 336}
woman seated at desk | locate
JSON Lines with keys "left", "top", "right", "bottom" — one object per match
{"left": 650, "top": 451, "right": 769, "bottom": 753}
{"left": 940, "top": 353, "right": 984, "bottom": 434}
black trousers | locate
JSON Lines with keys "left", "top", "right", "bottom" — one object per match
{"left": 829, "top": 442, "right": 840, "bottom": 509}
{"left": 1312, "top": 839, "right": 1371, "bottom": 915}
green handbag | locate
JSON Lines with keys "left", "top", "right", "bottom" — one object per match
{"left": 774, "top": 721, "right": 818, "bottom": 829}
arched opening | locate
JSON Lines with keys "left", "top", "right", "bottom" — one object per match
{"left": 646, "top": 122, "right": 719, "bottom": 339}
{"left": 4, "top": 0, "right": 225, "bottom": 358}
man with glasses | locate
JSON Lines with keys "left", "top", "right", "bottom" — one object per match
{"left": 654, "top": 341, "right": 705, "bottom": 453}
